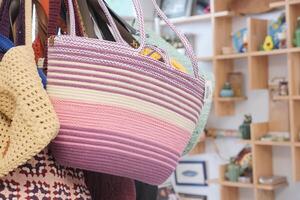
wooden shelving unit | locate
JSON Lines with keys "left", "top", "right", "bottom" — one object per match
{"left": 191, "top": 0, "right": 299, "bottom": 199}
{"left": 211, "top": 0, "right": 300, "bottom": 197}
{"left": 159, "top": 0, "right": 300, "bottom": 199}
{"left": 214, "top": 122, "right": 291, "bottom": 200}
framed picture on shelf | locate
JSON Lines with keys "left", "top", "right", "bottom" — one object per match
{"left": 228, "top": 72, "right": 244, "bottom": 97}
{"left": 160, "top": 0, "right": 193, "bottom": 18}
{"left": 179, "top": 193, "right": 208, "bottom": 200}
{"left": 192, "top": 0, "right": 210, "bottom": 15}
{"left": 175, "top": 161, "right": 208, "bottom": 186}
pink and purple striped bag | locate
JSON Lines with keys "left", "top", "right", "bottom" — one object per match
{"left": 47, "top": 0, "right": 206, "bottom": 185}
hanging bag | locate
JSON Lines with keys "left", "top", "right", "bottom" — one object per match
{"left": 47, "top": 0, "right": 206, "bottom": 185}
{"left": 0, "top": 0, "right": 59, "bottom": 177}
{"left": 0, "top": 148, "right": 91, "bottom": 199}
{"left": 93, "top": 5, "right": 214, "bottom": 155}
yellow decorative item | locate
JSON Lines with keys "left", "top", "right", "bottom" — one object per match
{"left": 0, "top": 0, "right": 59, "bottom": 177}
{"left": 141, "top": 47, "right": 188, "bottom": 73}
{"left": 263, "top": 35, "right": 274, "bottom": 51}
{"left": 171, "top": 59, "right": 188, "bottom": 73}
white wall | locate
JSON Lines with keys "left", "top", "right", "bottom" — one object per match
{"left": 157, "top": 8, "right": 300, "bottom": 200}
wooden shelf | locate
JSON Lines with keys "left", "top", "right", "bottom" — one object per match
{"left": 292, "top": 96, "right": 300, "bottom": 100}
{"left": 256, "top": 182, "right": 288, "bottom": 191}
{"left": 197, "top": 56, "right": 213, "bottom": 62}
{"left": 288, "top": 47, "right": 300, "bottom": 53}
{"left": 216, "top": 53, "right": 249, "bottom": 60}
{"left": 214, "top": 48, "right": 298, "bottom": 60}
{"left": 273, "top": 96, "right": 290, "bottom": 101}
{"left": 289, "top": 0, "right": 300, "bottom": 5}
{"left": 216, "top": 97, "right": 247, "bottom": 102}
{"left": 209, "top": 179, "right": 255, "bottom": 189}
{"left": 220, "top": 181, "right": 254, "bottom": 188}
{"left": 294, "top": 143, "right": 300, "bottom": 147}
{"left": 214, "top": 11, "right": 235, "bottom": 18}
{"left": 239, "top": 139, "right": 253, "bottom": 145}
{"left": 160, "top": 14, "right": 212, "bottom": 26}
{"left": 251, "top": 49, "right": 288, "bottom": 56}
{"left": 254, "top": 141, "right": 291, "bottom": 146}
{"left": 159, "top": 11, "right": 235, "bottom": 26}
{"left": 270, "top": 1, "right": 286, "bottom": 8}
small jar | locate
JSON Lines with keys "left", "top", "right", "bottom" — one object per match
{"left": 279, "top": 81, "right": 288, "bottom": 96}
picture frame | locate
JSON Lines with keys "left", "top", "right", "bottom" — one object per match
{"left": 227, "top": 72, "right": 244, "bottom": 97}
{"left": 192, "top": 0, "right": 210, "bottom": 16}
{"left": 175, "top": 161, "right": 208, "bottom": 186}
{"left": 160, "top": 0, "right": 193, "bottom": 18}
{"left": 178, "top": 193, "right": 208, "bottom": 200}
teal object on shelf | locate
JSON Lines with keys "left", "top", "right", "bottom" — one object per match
{"left": 239, "top": 115, "right": 252, "bottom": 140}
{"left": 293, "top": 17, "right": 300, "bottom": 47}
{"left": 220, "top": 82, "right": 234, "bottom": 97}
{"left": 136, "top": 29, "right": 214, "bottom": 155}
{"left": 220, "top": 89, "right": 234, "bottom": 97}
{"left": 226, "top": 158, "right": 242, "bottom": 182}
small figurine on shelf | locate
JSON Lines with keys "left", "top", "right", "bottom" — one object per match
{"left": 279, "top": 80, "right": 289, "bottom": 96}
{"left": 239, "top": 115, "right": 252, "bottom": 140}
{"left": 269, "top": 13, "right": 287, "bottom": 49}
{"left": 277, "top": 32, "right": 287, "bottom": 49}
{"left": 262, "top": 35, "right": 274, "bottom": 51}
{"left": 232, "top": 28, "right": 248, "bottom": 53}
{"left": 220, "top": 82, "right": 234, "bottom": 97}
{"left": 293, "top": 17, "right": 300, "bottom": 47}
{"left": 225, "top": 157, "right": 242, "bottom": 182}
{"left": 271, "top": 77, "right": 289, "bottom": 96}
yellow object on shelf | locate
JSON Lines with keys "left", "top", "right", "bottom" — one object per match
{"left": 263, "top": 36, "right": 274, "bottom": 51}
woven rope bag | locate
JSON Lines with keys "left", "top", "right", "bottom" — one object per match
{"left": 0, "top": 0, "right": 59, "bottom": 177}
{"left": 47, "top": 0, "right": 206, "bottom": 185}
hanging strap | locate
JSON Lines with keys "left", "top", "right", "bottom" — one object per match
{"left": 0, "top": 0, "right": 11, "bottom": 39}
{"left": 68, "top": 0, "right": 145, "bottom": 52}
{"left": 35, "top": 0, "right": 48, "bottom": 49}
{"left": 67, "top": 0, "right": 199, "bottom": 79}
{"left": 149, "top": 0, "right": 199, "bottom": 78}
{"left": 25, "top": 0, "right": 32, "bottom": 46}
{"left": 48, "top": 0, "right": 61, "bottom": 37}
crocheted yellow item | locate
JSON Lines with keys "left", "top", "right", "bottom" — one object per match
{"left": 141, "top": 47, "right": 188, "bottom": 73}
{"left": 0, "top": 46, "right": 59, "bottom": 177}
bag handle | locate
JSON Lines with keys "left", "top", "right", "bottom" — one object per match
{"left": 68, "top": 0, "right": 145, "bottom": 50}
{"left": 25, "top": 0, "right": 32, "bottom": 46}
{"left": 149, "top": 0, "right": 199, "bottom": 78}
{"left": 68, "top": 0, "right": 199, "bottom": 79}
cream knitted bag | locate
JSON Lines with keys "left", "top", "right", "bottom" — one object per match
{"left": 0, "top": 0, "right": 59, "bottom": 177}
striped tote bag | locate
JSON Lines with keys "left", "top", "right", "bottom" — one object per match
{"left": 47, "top": 0, "right": 206, "bottom": 185}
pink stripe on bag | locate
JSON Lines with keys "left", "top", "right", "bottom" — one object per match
{"left": 51, "top": 143, "right": 175, "bottom": 184}
{"left": 51, "top": 98, "right": 190, "bottom": 151}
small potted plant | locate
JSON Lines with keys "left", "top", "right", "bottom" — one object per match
{"left": 239, "top": 115, "right": 252, "bottom": 140}
{"left": 220, "top": 82, "right": 234, "bottom": 97}
{"left": 225, "top": 157, "right": 242, "bottom": 182}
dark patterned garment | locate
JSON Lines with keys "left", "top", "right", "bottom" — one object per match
{"left": 0, "top": 148, "right": 91, "bottom": 200}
